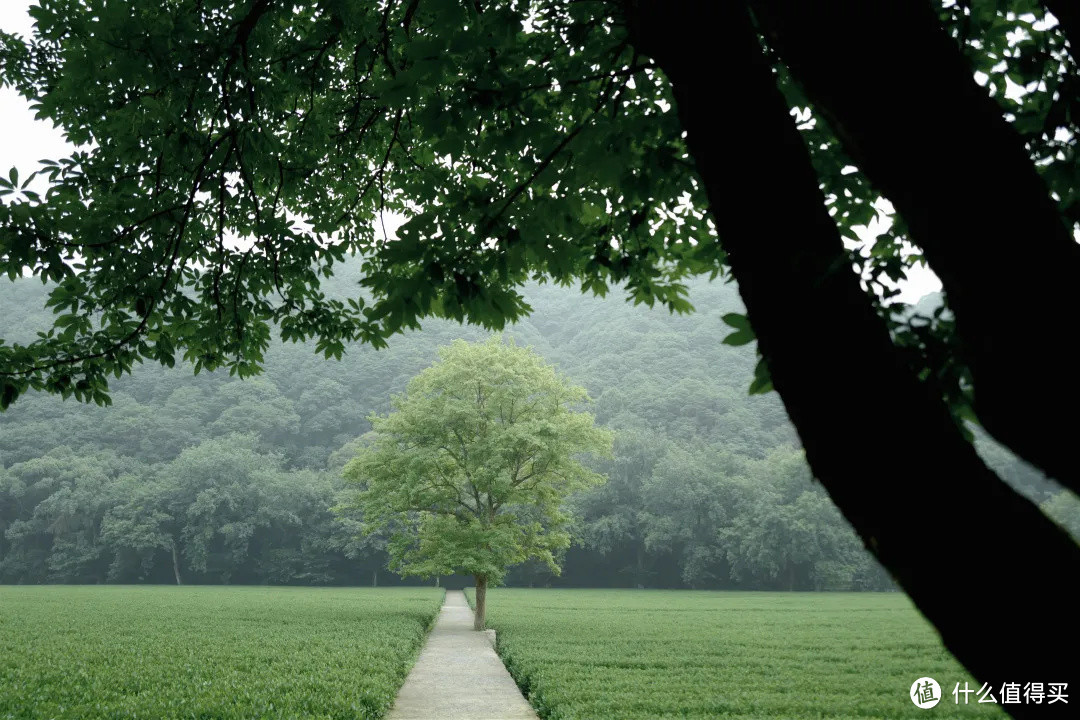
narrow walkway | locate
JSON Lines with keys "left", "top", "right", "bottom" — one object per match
{"left": 387, "top": 591, "right": 538, "bottom": 720}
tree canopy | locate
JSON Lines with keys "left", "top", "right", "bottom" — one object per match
{"left": 342, "top": 337, "right": 612, "bottom": 628}
{"left": 0, "top": 0, "right": 710, "bottom": 407}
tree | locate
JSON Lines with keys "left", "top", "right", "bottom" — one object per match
{"left": 638, "top": 444, "right": 745, "bottom": 589}
{"left": 207, "top": 380, "right": 300, "bottom": 451}
{"left": 715, "top": 449, "right": 886, "bottom": 591}
{"left": 0, "top": 447, "right": 145, "bottom": 583}
{"left": 573, "top": 430, "right": 666, "bottom": 588}
{"left": 341, "top": 337, "right": 612, "bottom": 629}
{"left": 624, "top": 3, "right": 1079, "bottom": 706}
{"left": 748, "top": 1, "right": 1080, "bottom": 490}
{"left": 101, "top": 475, "right": 182, "bottom": 583}
{"left": 2, "top": 0, "right": 1078, "bottom": 701}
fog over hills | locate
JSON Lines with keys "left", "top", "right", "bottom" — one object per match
{"left": 1, "top": 272, "right": 1070, "bottom": 588}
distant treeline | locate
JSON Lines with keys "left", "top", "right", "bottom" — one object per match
{"left": 2, "top": 270, "right": 1074, "bottom": 589}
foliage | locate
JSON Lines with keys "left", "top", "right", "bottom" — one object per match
{"left": 0, "top": 585, "right": 443, "bottom": 719}
{"left": 2, "top": 273, "right": 1051, "bottom": 590}
{"left": 0, "top": 437, "right": 363, "bottom": 585}
{"left": 0, "top": 447, "right": 147, "bottom": 583}
{"left": 343, "top": 337, "right": 612, "bottom": 585}
{"left": 0, "top": 0, "right": 715, "bottom": 408}
{"left": 940, "top": 2, "right": 1080, "bottom": 230}
{"left": 467, "top": 588, "right": 1007, "bottom": 720}
{"left": 575, "top": 443, "right": 892, "bottom": 592}
{"left": 1, "top": 2, "right": 1069, "bottom": 430}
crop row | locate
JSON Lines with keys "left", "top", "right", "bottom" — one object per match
{"left": 471, "top": 589, "right": 1006, "bottom": 720}
{"left": 0, "top": 586, "right": 444, "bottom": 719}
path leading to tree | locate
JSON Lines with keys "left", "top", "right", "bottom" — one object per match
{"left": 387, "top": 590, "right": 538, "bottom": 720}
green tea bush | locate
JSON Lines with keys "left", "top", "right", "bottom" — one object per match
{"left": 0, "top": 586, "right": 443, "bottom": 719}
{"left": 468, "top": 589, "right": 1006, "bottom": 720}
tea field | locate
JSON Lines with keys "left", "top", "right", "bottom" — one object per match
{"left": 0, "top": 585, "right": 444, "bottom": 719}
{"left": 468, "top": 589, "right": 1008, "bottom": 720}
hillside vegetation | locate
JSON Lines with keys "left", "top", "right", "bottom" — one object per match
{"left": 0, "top": 269, "right": 1066, "bottom": 589}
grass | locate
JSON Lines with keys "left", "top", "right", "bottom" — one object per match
{"left": 467, "top": 589, "right": 1007, "bottom": 720}
{"left": 0, "top": 585, "right": 444, "bottom": 719}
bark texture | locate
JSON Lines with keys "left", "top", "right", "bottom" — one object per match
{"left": 623, "top": 1, "right": 1079, "bottom": 712}
{"left": 473, "top": 575, "right": 487, "bottom": 631}
{"left": 750, "top": 0, "right": 1080, "bottom": 492}
{"left": 171, "top": 541, "right": 183, "bottom": 585}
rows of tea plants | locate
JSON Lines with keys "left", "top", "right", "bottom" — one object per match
{"left": 469, "top": 589, "right": 1006, "bottom": 720}
{"left": 0, "top": 586, "right": 443, "bottom": 719}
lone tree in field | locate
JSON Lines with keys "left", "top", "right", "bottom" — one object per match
{"left": 341, "top": 338, "right": 612, "bottom": 630}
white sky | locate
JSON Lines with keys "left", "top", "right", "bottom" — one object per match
{"left": 0, "top": 1, "right": 941, "bottom": 304}
{"left": 1, "top": 3, "right": 69, "bottom": 183}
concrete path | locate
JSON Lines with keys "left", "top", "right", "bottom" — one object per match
{"left": 387, "top": 590, "right": 538, "bottom": 720}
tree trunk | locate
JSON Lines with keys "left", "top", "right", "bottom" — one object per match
{"left": 171, "top": 541, "right": 183, "bottom": 586}
{"left": 1043, "top": 0, "right": 1080, "bottom": 63}
{"left": 473, "top": 575, "right": 487, "bottom": 631}
{"left": 372, "top": 569, "right": 378, "bottom": 587}
{"left": 624, "top": 1, "right": 1080, "bottom": 711}
{"left": 749, "top": 0, "right": 1080, "bottom": 492}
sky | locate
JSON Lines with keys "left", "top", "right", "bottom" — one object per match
{"left": 0, "top": 1, "right": 942, "bottom": 304}
{"left": 1, "top": 3, "right": 69, "bottom": 187}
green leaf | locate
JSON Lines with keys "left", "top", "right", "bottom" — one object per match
{"left": 721, "top": 313, "right": 750, "bottom": 332}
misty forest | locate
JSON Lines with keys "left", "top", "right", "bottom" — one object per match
{"left": 3, "top": 268, "right": 1076, "bottom": 593}
{"left": 10, "top": 272, "right": 1034, "bottom": 591}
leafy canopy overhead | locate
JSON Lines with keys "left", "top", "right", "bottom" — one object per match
{"left": 0, "top": 0, "right": 715, "bottom": 407}
{"left": 2, "top": 0, "right": 1069, "bottom": 427}
{"left": 341, "top": 337, "right": 613, "bottom": 584}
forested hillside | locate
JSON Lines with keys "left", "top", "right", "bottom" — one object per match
{"left": 1, "top": 268, "right": 1070, "bottom": 589}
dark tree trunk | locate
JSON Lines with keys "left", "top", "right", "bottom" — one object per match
{"left": 749, "top": 0, "right": 1080, "bottom": 492}
{"left": 473, "top": 575, "right": 487, "bottom": 631}
{"left": 623, "top": 1, "right": 1080, "bottom": 713}
{"left": 171, "top": 541, "right": 183, "bottom": 586}
{"left": 1043, "top": 0, "right": 1080, "bottom": 62}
